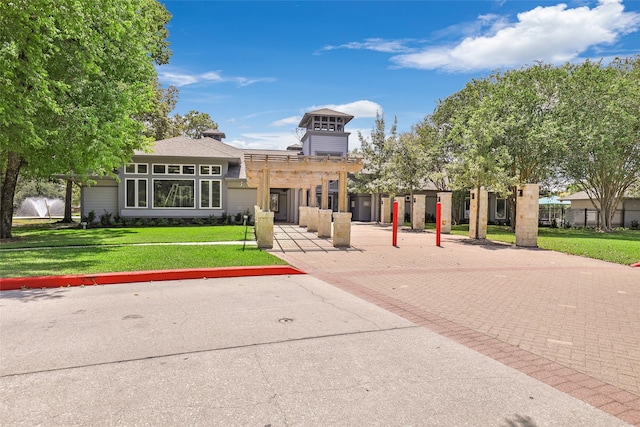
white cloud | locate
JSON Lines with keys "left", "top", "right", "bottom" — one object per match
{"left": 227, "top": 132, "right": 301, "bottom": 151}
{"left": 270, "top": 116, "right": 301, "bottom": 127}
{"left": 391, "top": 0, "right": 640, "bottom": 71}
{"left": 318, "top": 38, "right": 415, "bottom": 54}
{"left": 307, "top": 100, "right": 383, "bottom": 118}
{"left": 158, "top": 67, "right": 276, "bottom": 87}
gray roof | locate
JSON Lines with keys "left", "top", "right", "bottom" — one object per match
{"left": 298, "top": 108, "right": 354, "bottom": 128}
{"left": 134, "top": 136, "right": 242, "bottom": 159}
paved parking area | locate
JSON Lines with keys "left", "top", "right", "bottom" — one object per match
{"left": 271, "top": 223, "right": 640, "bottom": 425}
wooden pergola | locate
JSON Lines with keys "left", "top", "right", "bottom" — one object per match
{"left": 244, "top": 153, "right": 363, "bottom": 213}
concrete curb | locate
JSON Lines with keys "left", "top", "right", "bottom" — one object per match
{"left": 0, "top": 265, "right": 305, "bottom": 291}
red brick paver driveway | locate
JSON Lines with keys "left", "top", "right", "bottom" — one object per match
{"left": 271, "top": 223, "right": 640, "bottom": 425}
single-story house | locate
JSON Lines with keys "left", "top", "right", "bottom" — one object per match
{"left": 561, "top": 191, "right": 640, "bottom": 228}
{"left": 81, "top": 109, "right": 360, "bottom": 223}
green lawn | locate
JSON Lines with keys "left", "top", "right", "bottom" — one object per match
{"left": 1, "top": 224, "right": 252, "bottom": 249}
{"left": 0, "top": 223, "right": 286, "bottom": 278}
{"left": 426, "top": 224, "right": 640, "bottom": 265}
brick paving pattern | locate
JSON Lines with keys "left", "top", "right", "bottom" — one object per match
{"left": 270, "top": 223, "right": 640, "bottom": 426}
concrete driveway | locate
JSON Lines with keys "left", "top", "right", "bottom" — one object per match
{"left": 0, "top": 274, "right": 630, "bottom": 426}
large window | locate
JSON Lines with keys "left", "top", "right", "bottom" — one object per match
{"left": 125, "top": 179, "right": 147, "bottom": 208}
{"left": 200, "top": 180, "right": 222, "bottom": 209}
{"left": 153, "top": 179, "right": 195, "bottom": 208}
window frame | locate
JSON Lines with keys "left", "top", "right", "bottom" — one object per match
{"left": 152, "top": 163, "right": 196, "bottom": 176}
{"left": 200, "top": 179, "right": 222, "bottom": 209}
{"left": 125, "top": 178, "right": 148, "bottom": 208}
{"left": 152, "top": 178, "right": 196, "bottom": 209}
{"left": 124, "top": 163, "right": 148, "bottom": 175}
{"left": 199, "top": 165, "right": 222, "bottom": 176}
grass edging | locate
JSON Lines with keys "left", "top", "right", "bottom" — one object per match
{"left": 0, "top": 265, "right": 305, "bottom": 291}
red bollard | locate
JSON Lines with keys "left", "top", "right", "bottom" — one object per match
{"left": 436, "top": 201, "right": 442, "bottom": 247}
{"left": 392, "top": 200, "right": 399, "bottom": 247}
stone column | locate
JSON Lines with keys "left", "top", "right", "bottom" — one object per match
{"left": 469, "top": 187, "right": 488, "bottom": 239}
{"left": 412, "top": 195, "right": 426, "bottom": 230}
{"left": 318, "top": 209, "right": 332, "bottom": 238}
{"left": 437, "top": 192, "right": 452, "bottom": 234}
{"left": 298, "top": 188, "right": 308, "bottom": 227}
{"left": 333, "top": 212, "right": 352, "bottom": 247}
{"left": 516, "top": 184, "right": 539, "bottom": 247}
{"left": 255, "top": 209, "right": 274, "bottom": 249}
{"left": 338, "top": 171, "right": 348, "bottom": 213}
{"left": 381, "top": 197, "right": 391, "bottom": 224}
{"left": 307, "top": 207, "right": 319, "bottom": 233}
{"left": 394, "top": 196, "right": 405, "bottom": 225}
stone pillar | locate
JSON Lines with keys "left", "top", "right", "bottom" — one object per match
{"left": 255, "top": 210, "right": 274, "bottom": 249}
{"left": 516, "top": 184, "right": 539, "bottom": 247}
{"left": 307, "top": 207, "right": 319, "bottom": 233}
{"left": 381, "top": 197, "right": 391, "bottom": 224}
{"left": 299, "top": 206, "right": 308, "bottom": 227}
{"left": 261, "top": 168, "right": 270, "bottom": 212}
{"left": 412, "top": 194, "right": 426, "bottom": 230}
{"left": 338, "top": 171, "right": 348, "bottom": 212}
{"left": 321, "top": 177, "right": 329, "bottom": 210}
{"left": 437, "top": 192, "right": 452, "bottom": 234}
{"left": 318, "top": 209, "right": 332, "bottom": 238}
{"left": 333, "top": 212, "right": 352, "bottom": 247}
{"left": 394, "top": 196, "right": 405, "bottom": 225}
{"left": 469, "top": 187, "right": 488, "bottom": 239}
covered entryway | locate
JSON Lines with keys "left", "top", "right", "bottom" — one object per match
{"left": 245, "top": 153, "right": 362, "bottom": 248}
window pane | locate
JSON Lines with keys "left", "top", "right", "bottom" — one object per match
{"left": 168, "top": 165, "right": 180, "bottom": 174}
{"left": 200, "top": 165, "right": 210, "bottom": 175}
{"left": 212, "top": 165, "right": 221, "bottom": 175}
{"left": 201, "top": 181, "right": 210, "bottom": 208}
{"left": 496, "top": 199, "right": 506, "bottom": 219}
{"left": 126, "top": 179, "right": 135, "bottom": 207}
{"left": 153, "top": 164, "right": 165, "bottom": 174}
{"left": 183, "top": 165, "right": 195, "bottom": 175}
{"left": 125, "top": 164, "right": 136, "bottom": 174}
{"left": 212, "top": 180, "right": 221, "bottom": 208}
{"left": 138, "top": 180, "right": 147, "bottom": 207}
{"left": 154, "top": 180, "right": 194, "bottom": 208}
{"left": 137, "top": 164, "right": 148, "bottom": 174}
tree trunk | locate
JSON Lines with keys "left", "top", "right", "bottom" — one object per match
{"left": 1, "top": 152, "right": 25, "bottom": 239}
{"left": 62, "top": 178, "right": 74, "bottom": 223}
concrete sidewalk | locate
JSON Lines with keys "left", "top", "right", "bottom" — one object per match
{"left": 270, "top": 222, "right": 640, "bottom": 425}
{"left": 0, "top": 275, "right": 629, "bottom": 426}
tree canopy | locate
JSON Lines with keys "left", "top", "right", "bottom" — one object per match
{"left": 0, "top": 0, "right": 171, "bottom": 238}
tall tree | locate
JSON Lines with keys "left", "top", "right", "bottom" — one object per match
{"left": 0, "top": 0, "right": 171, "bottom": 238}
{"left": 137, "top": 78, "right": 181, "bottom": 141}
{"left": 557, "top": 57, "right": 640, "bottom": 231}
{"left": 349, "top": 112, "right": 396, "bottom": 221}
{"left": 181, "top": 111, "right": 218, "bottom": 139}
{"left": 493, "top": 64, "right": 565, "bottom": 230}
{"left": 434, "top": 77, "right": 513, "bottom": 238}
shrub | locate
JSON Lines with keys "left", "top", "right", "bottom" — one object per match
{"left": 157, "top": 218, "right": 169, "bottom": 226}
{"left": 100, "top": 210, "right": 113, "bottom": 226}
{"left": 86, "top": 210, "right": 96, "bottom": 224}
{"left": 631, "top": 220, "right": 639, "bottom": 230}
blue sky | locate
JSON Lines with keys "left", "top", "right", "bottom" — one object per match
{"left": 158, "top": 0, "right": 640, "bottom": 151}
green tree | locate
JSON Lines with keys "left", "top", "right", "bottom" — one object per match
{"left": 181, "top": 111, "right": 218, "bottom": 139}
{"left": 557, "top": 58, "right": 640, "bottom": 231}
{"left": 493, "top": 64, "right": 565, "bottom": 230}
{"left": 137, "top": 78, "right": 182, "bottom": 141}
{"left": 349, "top": 113, "right": 396, "bottom": 221}
{"left": 0, "top": 0, "right": 171, "bottom": 238}
{"left": 434, "top": 77, "right": 513, "bottom": 238}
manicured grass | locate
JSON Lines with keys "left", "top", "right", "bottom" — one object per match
{"left": 0, "top": 245, "right": 286, "bottom": 278}
{"left": 2, "top": 224, "right": 252, "bottom": 249}
{"left": 426, "top": 223, "right": 640, "bottom": 265}
{"left": 1, "top": 223, "right": 286, "bottom": 278}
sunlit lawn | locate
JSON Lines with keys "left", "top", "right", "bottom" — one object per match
{"left": 0, "top": 222, "right": 286, "bottom": 278}
{"left": 426, "top": 223, "right": 640, "bottom": 265}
